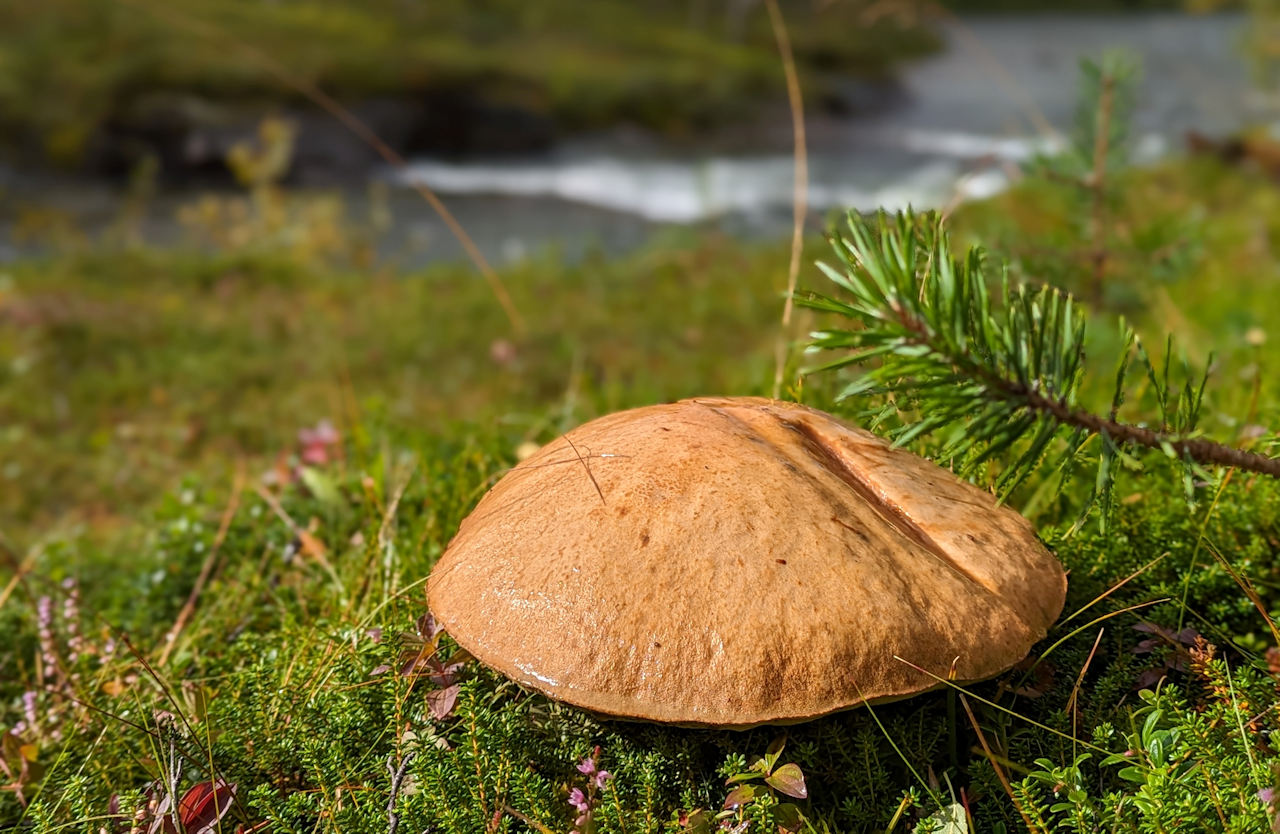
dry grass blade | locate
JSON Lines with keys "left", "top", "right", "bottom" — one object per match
{"left": 0, "top": 544, "right": 39, "bottom": 613}
{"left": 1032, "top": 597, "right": 1169, "bottom": 673}
{"left": 922, "top": 1, "right": 1057, "bottom": 140}
{"left": 959, "top": 693, "right": 1044, "bottom": 834}
{"left": 766, "top": 0, "right": 808, "bottom": 400}
{"left": 1065, "top": 627, "right": 1105, "bottom": 754}
{"left": 158, "top": 461, "right": 246, "bottom": 665}
{"left": 893, "top": 655, "right": 1119, "bottom": 759}
{"left": 109, "top": 0, "right": 526, "bottom": 335}
{"left": 563, "top": 435, "right": 606, "bottom": 505}
{"left": 1060, "top": 550, "right": 1172, "bottom": 627}
{"left": 253, "top": 483, "right": 341, "bottom": 585}
{"left": 1204, "top": 539, "right": 1280, "bottom": 648}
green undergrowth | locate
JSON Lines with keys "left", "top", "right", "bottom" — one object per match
{"left": 3, "top": 429, "right": 1279, "bottom": 832}
{"left": 0, "top": 232, "right": 804, "bottom": 541}
{"left": 6, "top": 153, "right": 1280, "bottom": 832}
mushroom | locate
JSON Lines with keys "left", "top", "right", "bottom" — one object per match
{"left": 426, "top": 397, "right": 1067, "bottom": 728}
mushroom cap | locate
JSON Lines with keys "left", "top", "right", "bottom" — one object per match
{"left": 427, "top": 397, "right": 1067, "bottom": 728}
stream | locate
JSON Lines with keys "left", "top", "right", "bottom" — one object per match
{"left": 1, "top": 12, "right": 1265, "bottom": 266}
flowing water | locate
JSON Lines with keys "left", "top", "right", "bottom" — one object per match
{"left": 1, "top": 12, "right": 1265, "bottom": 265}
{"left": 385, "top": 11, "right": 1263, "bottom": 263}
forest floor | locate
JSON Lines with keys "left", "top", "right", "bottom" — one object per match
{"left": 4, "top": 148, "right": 1280, "bottom": 831}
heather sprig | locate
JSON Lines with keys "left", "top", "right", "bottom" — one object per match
{"left": 569, "top": 747, "right": 613, "bottom": 834}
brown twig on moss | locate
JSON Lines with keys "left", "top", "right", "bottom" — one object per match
{"left": 385, "top": 752, "right": 415, "bottom": 834}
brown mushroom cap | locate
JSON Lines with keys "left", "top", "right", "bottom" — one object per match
{"left": 426, "top": 397, "right": 1067, "bottom": 728}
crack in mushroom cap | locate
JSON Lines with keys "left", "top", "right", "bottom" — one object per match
{"left": 426, "top": 397, "right": 1068, "bottom": 728}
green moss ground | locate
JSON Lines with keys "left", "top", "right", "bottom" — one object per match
{"left": 4, "top": 154, "right": 1280, "bottom": 831}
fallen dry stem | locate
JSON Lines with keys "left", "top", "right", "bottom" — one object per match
{"left": 1065, "top": 627, "right": 1106, "bottom": 749}
{"left": 502, "top": 805, "right": 558, "bottom": 834}
{"left": 109, "top": 0, "right": 526, "bottom": 335}
{"left": 959, "top": 693, "right": 1044, "bottom": 834}
{"left": 158, "top": 461, "right": 246, "bottom": 665}
{"left": 766, "top": 0, "right": 808, "bottom": 400}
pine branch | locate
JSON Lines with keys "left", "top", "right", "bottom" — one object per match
{"left": 799, "top": 210, "right": 1280, "bottom": 517}
{"left": 884, "top": 297, "right": 1280, "bottom": 478}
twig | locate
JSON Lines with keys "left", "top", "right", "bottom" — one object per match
{"left": 958, "top": 694, "right": 1045, "bottom": 834}
{"left": 386, "top": 752, "right": 415, "bottom": 834}
{"left": 501, "top": 804, "right": 558, "bottom": 834}
{"left": 1018, "top": 385, "right": 1280, "bottom": 478}
{"left": 564, "top": 435, "right": 606, "bottom": 505}
{"left": 766, "top": 0, "right": 808, "bottom": 401}
{"left": 160, "top": 718, "right": 184, "bottom": 834}
{"left": 158, "top": 461, "right": 246, "bottom": 665}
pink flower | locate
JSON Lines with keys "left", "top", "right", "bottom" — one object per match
{"left": 489, "top": 339, "right": 518, "bottom": 366}
{"left": 21, "top": 691, "right": 37, "bottom": 731}
{"left": 569, "top": 747, "right": 607, "bottom": 832}
{"left": 298, "top": 420, "right": 340, "bottom": 465}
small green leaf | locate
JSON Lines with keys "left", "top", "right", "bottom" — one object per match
{"left": 763, "top": 736, "right": 786, "bottom": 772}
{"left": 774, "top": 803, "right": 804, "bottom": 832}
{"left": 298, "top": 466, "right": 343, "bottom": 506}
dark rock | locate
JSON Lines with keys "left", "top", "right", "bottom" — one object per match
{"left": 76, "top": 90, "right": 559, "bottom": 185}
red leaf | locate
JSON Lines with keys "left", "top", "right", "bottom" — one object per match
{"left": 428, "top": 660, "right": 465, "bottom": 688}
{"left": 398, "top": 648, "right": 431, "bottom": 677}
{"left": 427, "top": 684, "right": 460, "bottom": 720}
{"left": 722, "top": 784, "right": 756, "bottom": 809}
{"left": 417, "top": 613, "right": 444, "bottom": 642}
{"left": 179, "top": 779, "right": 237, "bottom": 834}
{"left": 764, "top": 763, "right": 808, "bottom": 799}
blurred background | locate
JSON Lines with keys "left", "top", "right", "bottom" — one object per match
{"left": 0, "top": 0, "right": 1268, "bottom": 262}
{"left": 2, "top": 0, "right": 1278, "bottom": 543}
